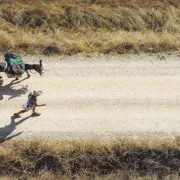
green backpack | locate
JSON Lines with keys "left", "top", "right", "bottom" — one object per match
{"left": 5, "top": 53, "right": 25, "bottom": 75}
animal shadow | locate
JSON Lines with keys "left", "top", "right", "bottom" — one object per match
{"left": 0, "top": 77, "right": 29, "bottom": 100}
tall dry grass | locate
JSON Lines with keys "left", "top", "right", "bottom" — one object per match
{"left": 0, "top": 138, "right": 179, "bottom": 179}
{"left": 0, "top": 171, "right": 179, "bottom": 180}
{"left": 0, "top": 0, "right": 179, "bottom": 55}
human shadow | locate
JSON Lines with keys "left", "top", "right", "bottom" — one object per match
{"left": 0, "top": 115, "right": 31, "bottom": 143}
{"left": 0, "top": 77, "right": 29, "bottom": 100}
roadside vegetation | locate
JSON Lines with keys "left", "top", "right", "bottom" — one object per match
{"left": 0, "top": 138, "right": 180, "bottom": 179}
{"left": 0, "top": 0, "right": 179, "bottom": 55}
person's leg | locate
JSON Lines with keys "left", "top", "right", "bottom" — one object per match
{"left": 32, "top": 106, "right": 36, "bottom": 113}
{"left": 31, "top": 106, "right": 41, "bottom": 116}
{"left": 14, "top": 110, "right": 27, "bottom": 118}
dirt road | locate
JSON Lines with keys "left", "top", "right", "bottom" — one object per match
{"left": 0, "top": 53, "right": 180, "bottom": 140}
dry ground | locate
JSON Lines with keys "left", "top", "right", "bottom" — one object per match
{"left": 0, "top": 52, "right": 180, "bottom": 141}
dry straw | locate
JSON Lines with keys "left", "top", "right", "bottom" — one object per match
{"left": 0, "top": 0, "right": 179, "bottom": 55}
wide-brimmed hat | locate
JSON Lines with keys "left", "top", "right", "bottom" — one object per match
{"left": 32, "top": 90, "right": 43, "bottom": 96}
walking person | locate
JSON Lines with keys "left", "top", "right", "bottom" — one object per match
{"left": 14, "top": 90, "right": 46, "bottom": 118}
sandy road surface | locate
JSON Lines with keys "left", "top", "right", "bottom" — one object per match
{"left": 0, "top": 53, "right": 180, "bottom": 140}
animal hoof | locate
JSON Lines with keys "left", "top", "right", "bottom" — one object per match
{"left": 0, "top": 76, "right": 2, "bottom": 79}
{"left": 15, "top": 78, "right": 19, "bottom": 81}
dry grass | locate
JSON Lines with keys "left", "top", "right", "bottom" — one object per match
{"left": 0, "top": 0, "right": 179, "bottom": 55}
{"left": 0, "top": 138, "right": 179, "bottom": 179}
{"left": 0, "top": 172, "right": 180, "bottom": 180}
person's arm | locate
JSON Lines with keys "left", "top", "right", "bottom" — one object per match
{"left": 36, "top": 103, "right": 46, "bottom": 107}
{"left": 33, "top": 101, "right": 46, "bottom": 107}
{"left": 30, "top": 100, "right": 46, "bottom": 107}
{"left": 30, "top": 97, "right": 46, "bottom": 107}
